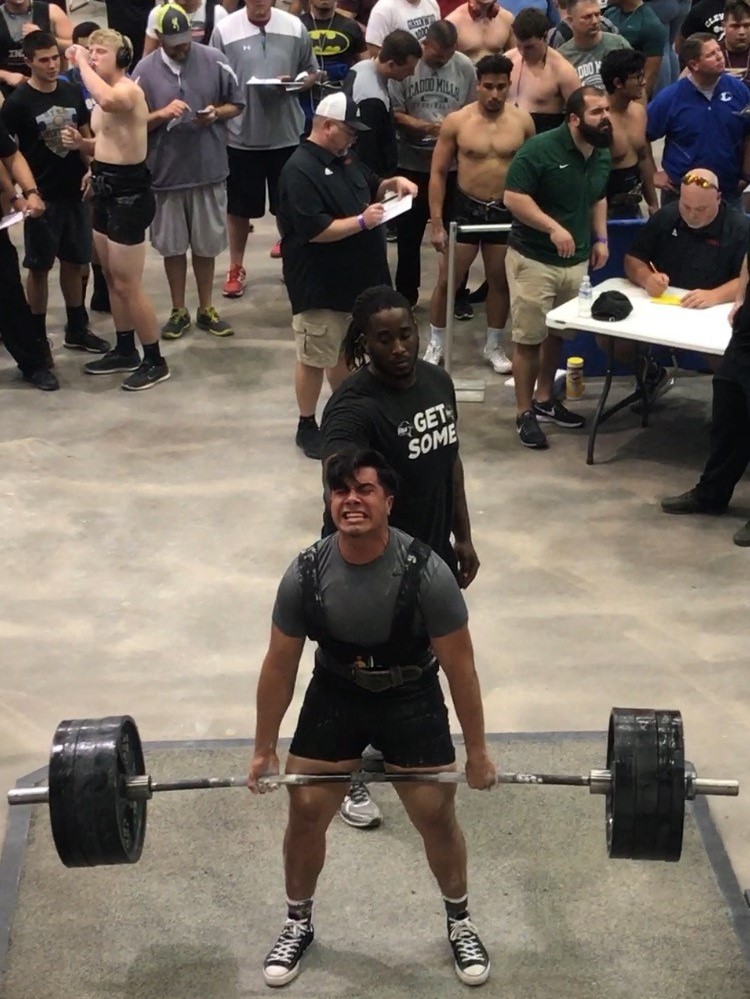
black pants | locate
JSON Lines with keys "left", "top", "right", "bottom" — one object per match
{"left": 695, "top": 350, "right": 750, "bottom": 508}
{"left": 395, "top": 169, "right": 463, "bottom": 306}
{"left": 0, "top": 230, "right": 49, "bottom": 377}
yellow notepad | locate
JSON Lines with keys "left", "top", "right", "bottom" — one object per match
{"left": 649, "top": 294, "right": 683, "bottom": 306}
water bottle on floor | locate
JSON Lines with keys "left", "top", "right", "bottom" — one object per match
{"left": 578, "top": 274, "right": 592, "bottom": 318}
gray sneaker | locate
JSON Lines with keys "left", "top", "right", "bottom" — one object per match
{"left": 339, "top": 781, "right": 383, "bottom": 829}
{"left": 161, "top": 307, "right": 191, "bottom": 340}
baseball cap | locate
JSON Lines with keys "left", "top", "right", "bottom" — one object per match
{"left": 315, "top": 92, "right": 370, "bottom": 131}
{"left": 155, "top": 3, "right": 193, "bottom": 45}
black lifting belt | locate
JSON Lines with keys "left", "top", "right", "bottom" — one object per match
{"left": 297, "top": 537, "right": 437, "bottom": 691}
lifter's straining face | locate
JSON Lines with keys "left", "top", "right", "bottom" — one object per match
{"left": 329, "top": 467, "right": 394, "bottom": 537}
{"left": 365, "top": 307, "right": 419, "bottom": 383}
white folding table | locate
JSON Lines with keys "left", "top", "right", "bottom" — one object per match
{"left": 545, "top": 277, "right": 732, "bottom": 464}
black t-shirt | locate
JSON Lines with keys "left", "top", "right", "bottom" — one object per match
{"left": 104, "top": 0, "right": 150, "bottom": 65}
{"left": 0, "top": 81, "right": 88, "bottom": 200}
{"left": 0, "top": 115, "right": 17, "bottom": 157}
{"left": 321, "top": 361, "right": 459, "bottom": 572}
{"left": 300, "top": 11, "right": 366, "bottom": 82}
{"left": 627, "top": 202, "right": 750, "bottom": 290}
{"left": 277, "top": 139, "right": 391, "bottom": 313}
{"left": 680, "top": 0, "right": 724, "bottom": 40}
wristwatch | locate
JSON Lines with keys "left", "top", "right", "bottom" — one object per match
{"left": 22, "top": 187, "right": 40, "bottom": 198}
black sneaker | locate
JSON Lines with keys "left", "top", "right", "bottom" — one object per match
{"left": 532, "top": 398, "right": 585, "bottom": 429}
{"left": 296, "top": 420, "right": 321, "bottom": 460}
{"left": 121, "top": 358, "right": 170, "bottom": 391}
{"left": 263, "top": 918, "right": 314, "bottom": 987}
{"left": 90, "top": 285, "right": 111, "bottom": 313}
{"left": 85, "top": 350, "right": 141, "bottom": 375}
{"left": 454, "top": 295, "right": 474, "bottom": 321}
{"left": 631, "top": 359, "right": 674, "bottom": 414}
{"left": 64, "top": 328, "right": 111, "bottom": 354}
{"left": 661, "top": 489, "right": 726, "bottom": 515}
{"left": 516, "top": 409, "right": 548, "bottom": 449}
{"left": 23, "top": 368, "right": 59, "bottom": 391}
{"left": 467, "top": 281, "right": 488, "bottom": 305}
{"left": 447, "top": 916, "right": 491, "bottom": 986}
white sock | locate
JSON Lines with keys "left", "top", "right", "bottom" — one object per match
{"left": 430, "top": 325, "right": 446, "bottom": 348}
{"left": 485, "top": 327, "right": 503, "bottom": 351}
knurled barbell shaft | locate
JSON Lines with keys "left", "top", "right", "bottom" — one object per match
{"left": 6, "top": 770, "right": 740, "bottom": 807}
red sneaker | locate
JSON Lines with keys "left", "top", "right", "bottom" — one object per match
{"left": 222, "top": 264, "right": 246, "bottom": 298}
{"left": 270, "top": 241, "right": 282, "bottom": 259}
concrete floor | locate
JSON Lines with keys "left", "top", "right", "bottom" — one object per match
{"left": 3, "top": 741, "right": 748, "bottom": 999}
{"left": 1, "top": 2, "right": 749, "bottom": 903}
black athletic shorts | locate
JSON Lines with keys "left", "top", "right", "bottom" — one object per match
{"left": 289, "top": 667, "right": 456, "bottom": 768}
{"left": 23, "top": 199, "right": 92, "bottom": 270}
{"left": 453, "top": 187, "right": 512, "bottom": 246}
{"left": 226, "top": 145, "right": 296, "bottom": 219}
{"left": 91, "top": 161, "right": 155, "bottom": 246}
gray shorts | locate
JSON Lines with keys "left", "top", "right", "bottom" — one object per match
{"left": 150, "top": 182, "right": 227, "bottom": 258}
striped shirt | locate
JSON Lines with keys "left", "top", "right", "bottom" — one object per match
{"left": 210, "top": 7, "right": 318, "bottom": 150}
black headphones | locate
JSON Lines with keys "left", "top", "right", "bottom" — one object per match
{"left": 114, "top": 33, "right": 132, "bottom": 69}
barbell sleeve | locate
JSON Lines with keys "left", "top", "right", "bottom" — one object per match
{"left": 6, "top": 770, "right": 740, "bottom": 807}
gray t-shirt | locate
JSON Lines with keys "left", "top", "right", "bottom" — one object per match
{"left": 558, "top": 32, "right": 631, "bottom": 88}
{"left": 133, "top": 45, "right": 245, "bottom": 190}
{"left": 210, "top": 7, "right": 318, "bottom": 150}
{"left": 389, "top": 52, "right": 476, "bottom": 173}
{"left": 273, "top": 527, "right": 468, "bottom": 646}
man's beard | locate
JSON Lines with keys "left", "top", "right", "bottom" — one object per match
{"left": 578, "top": 120, "right": 612, "bottom": 148}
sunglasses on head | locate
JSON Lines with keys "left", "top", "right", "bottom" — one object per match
{"left": 682, "top": 173, "right": 718, "bottom": 189}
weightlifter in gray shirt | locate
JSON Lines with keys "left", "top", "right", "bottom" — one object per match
{"left": 247, "top": 447, "right": 496, "bottom": 989}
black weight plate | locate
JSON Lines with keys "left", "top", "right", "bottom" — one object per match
{"left": 49, "top": 719, "right": 87, "bottom": 867}
{"left": 607, "top": 708, "right": 658, "bottom": 859}
{"left": 48, "top": 716, "right": 147, "bottom": 867}
{"left": 654, "top": 710, "right": 685, "bottom": 862}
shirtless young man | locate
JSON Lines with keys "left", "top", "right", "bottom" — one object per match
{"left": 61, "top": 29, "right": 169, "bottom": 391}
{"left": 446, "top": 0, "right": 514, "bottom": 62}
{"left": 600, "top": 48, "right": 657, "bottom": 218}
{"left": 424, "top": 53, "right": 534, "bottom": 371}
{"left": 507, "top": 8, "right": 580, "bottom": 134}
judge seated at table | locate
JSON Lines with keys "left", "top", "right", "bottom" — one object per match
{"left": 599, "top": 168, "right": 749, "bottom": 402}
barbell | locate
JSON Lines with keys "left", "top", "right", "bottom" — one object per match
{"left": 5, "top": 708, "right": 739, "bottom": 869}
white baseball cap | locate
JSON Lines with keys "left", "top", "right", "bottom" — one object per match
{"left": 315, "top": 92, "right": 370, "bottom": 131}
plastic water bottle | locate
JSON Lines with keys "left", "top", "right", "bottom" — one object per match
{"left": 578, "top": 274, "right": 592, "bottom": 318}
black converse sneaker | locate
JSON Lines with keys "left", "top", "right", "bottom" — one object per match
{"left": 263, "top": 918, "right": 314, "bottom": 987}
{"left": 447, "top": 916, "right": 490, "bottom": 986}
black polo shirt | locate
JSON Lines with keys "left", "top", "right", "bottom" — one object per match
{"left": 627, "top": 202, "right": 750, "bottom": 290}
{"left": 277, "top": 139, "right": 391, "bottom": 314}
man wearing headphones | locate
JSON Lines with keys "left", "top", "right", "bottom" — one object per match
{"left": 62, "top": 29, "right": 169, "bottom": 390}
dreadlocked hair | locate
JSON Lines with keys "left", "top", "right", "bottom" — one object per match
{"left": 343, "top": 285, "right": 414, "bottom": 369}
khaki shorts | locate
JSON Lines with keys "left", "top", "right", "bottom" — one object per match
{"left": 293, "top": 309, "right": 350, "bottom": 368}
{"left": 151, "top": 182, "right": 227, "bottom": 258}
{"left": 506, "top": 246, "right": 588, "bottom": 346}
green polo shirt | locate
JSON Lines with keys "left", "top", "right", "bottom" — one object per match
{"left": 505, "top": 123, "right": 611, "bottom": 266}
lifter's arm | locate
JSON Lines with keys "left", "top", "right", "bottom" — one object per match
{"left": 431, "top": 626, "right": 496, "bottom": 790}
{"left": 247, "top": 626, "right": 306, "bottom": 790}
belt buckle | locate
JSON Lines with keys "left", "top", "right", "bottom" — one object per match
{"left": 353, "top": 654, "right": 375, "bottom": 671}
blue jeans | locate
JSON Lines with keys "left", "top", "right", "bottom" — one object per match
{"left": 648, "top": 0, "right": 691, "bottom": 93}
